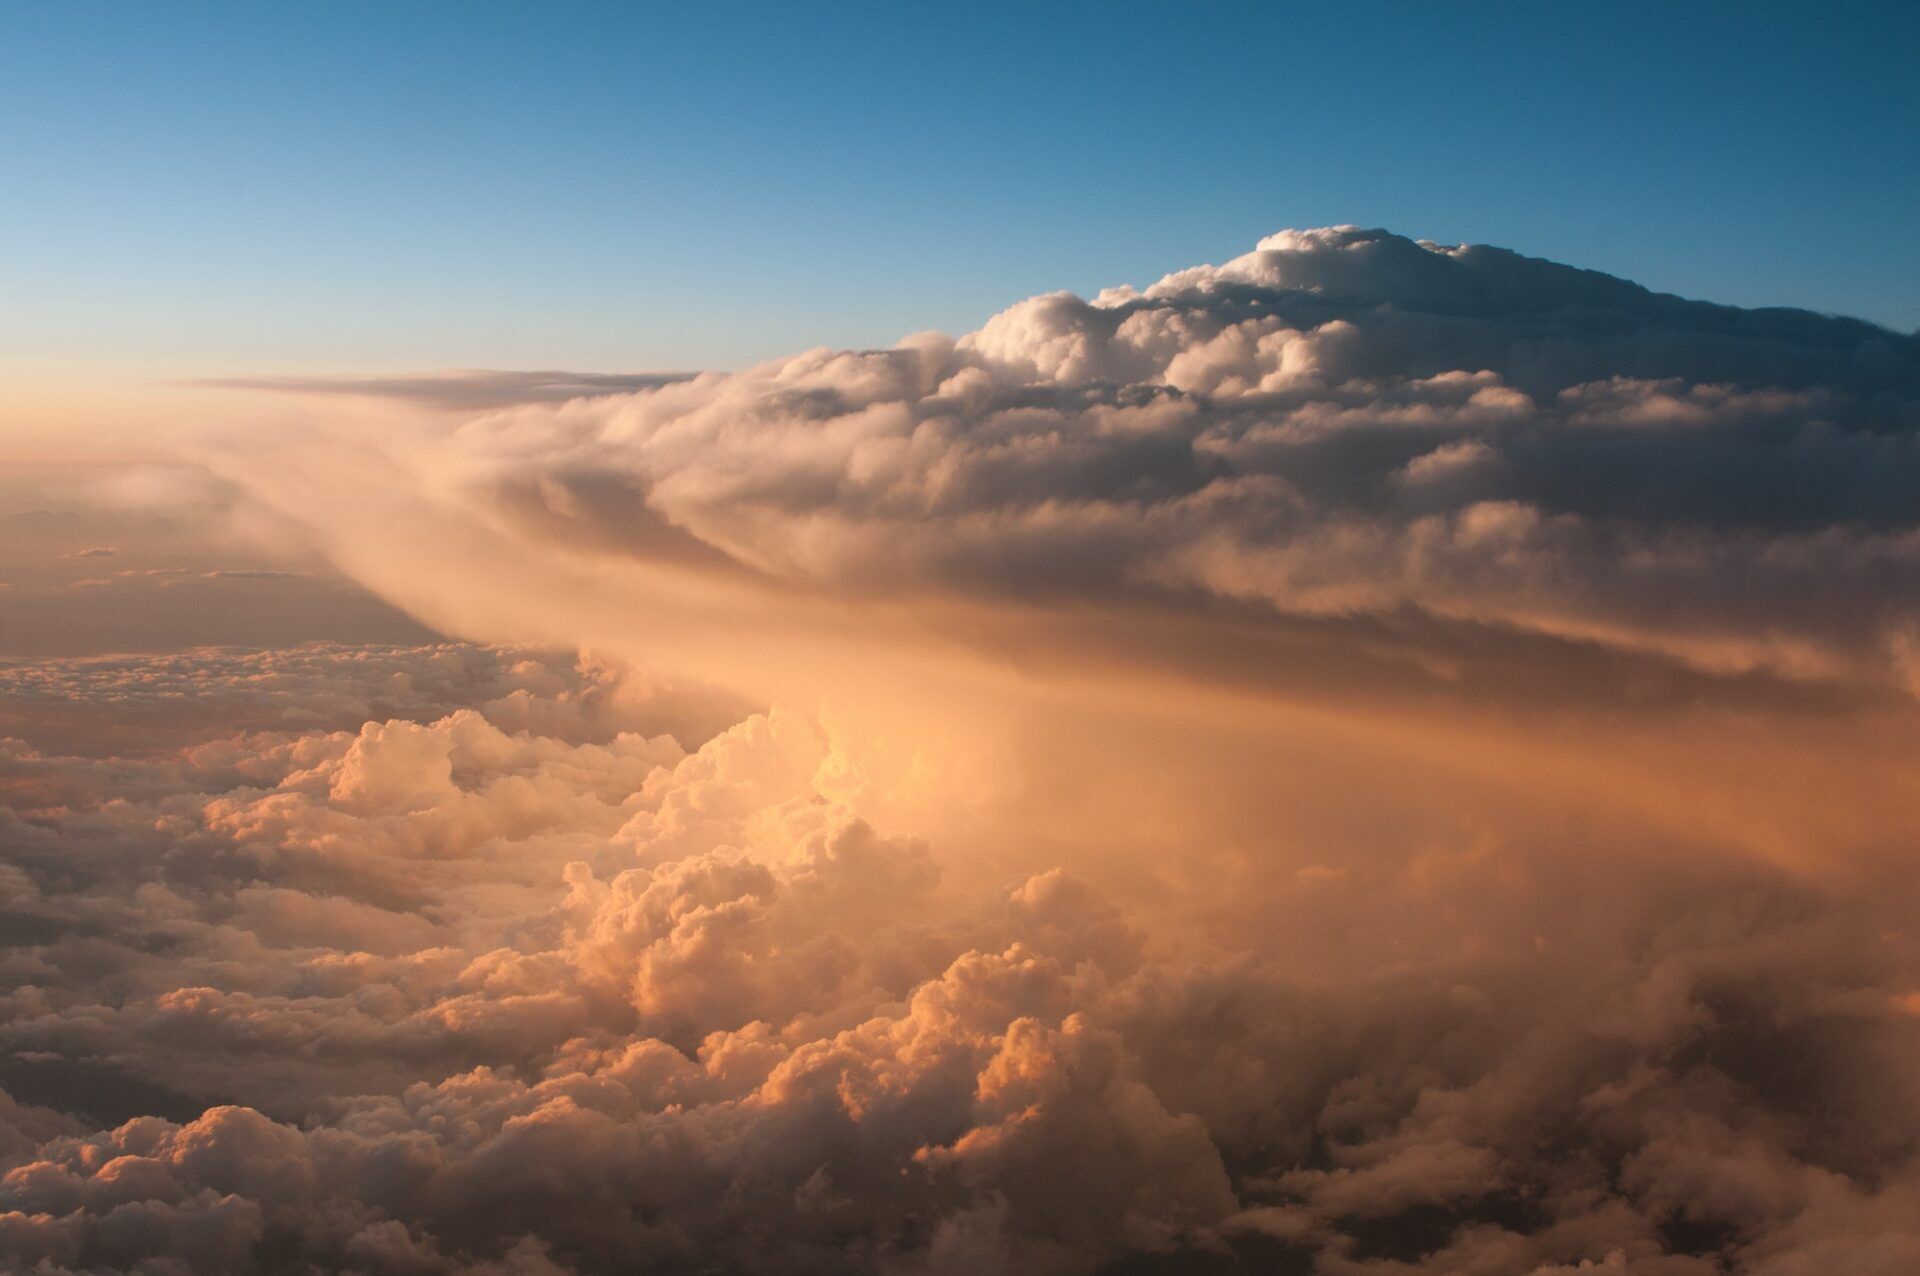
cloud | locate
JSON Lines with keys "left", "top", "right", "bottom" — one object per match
{"left": 0, "top": 642, "right": 744, "bottom": 759}
{"left": 7, "top": 230, "right": 1920, "bottom": 1272}
{"left": 193, "top": 371, "right": 697, "bottom": 411}
{"left": 197, "top": 227, "right": 1920, "bottom": 698}
{"left": 2, "top": 640, "right": 1919, "bottom": 1272}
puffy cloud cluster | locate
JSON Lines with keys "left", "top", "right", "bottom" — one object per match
{"left": 5, "top": 643, "right": 1920, "bottom": 1273}
{"left": 212, "top": 226, "right": 1920, "bottom": 693}
{"left": 0, "top": 645, "right": 1231, "bottom": 1271}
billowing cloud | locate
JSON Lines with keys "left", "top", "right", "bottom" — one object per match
{"left": 7, "top": 230, "right": 1920, "bottom": 1273}
{"left": 202, "top": 226, "right": 1920, "bottom": 696}
{"left": 5, "top": 644, "right": 1920, "bottom": 1273}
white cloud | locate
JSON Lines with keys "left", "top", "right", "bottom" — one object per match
{"left": 197, "top": 227, "right": 1920, "bottom": 694}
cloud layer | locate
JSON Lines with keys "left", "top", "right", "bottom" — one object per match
{"left": 8, "top": 229, "right": 1920, "bottom": 1273}
{"left": 214, "top": 225, "right": 1919, "bottom": 692}
{"left": 6, "top": 644, "right": 1920, "bottom": 1274}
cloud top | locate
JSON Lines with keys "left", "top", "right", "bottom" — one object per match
{"left": 218, "top": 227, "right": 1919, "bottom": 696}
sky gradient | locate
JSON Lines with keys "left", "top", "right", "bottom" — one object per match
{"left": 2, "top": 0, "right": 1916, "bottom": 383}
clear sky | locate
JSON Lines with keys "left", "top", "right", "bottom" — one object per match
{"left": 2, "top": 0, "right": 1916, "bottom": 380}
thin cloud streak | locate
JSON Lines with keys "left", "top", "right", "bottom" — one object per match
{"left": 191, "top": 371, "right": 698, "bottom": 411}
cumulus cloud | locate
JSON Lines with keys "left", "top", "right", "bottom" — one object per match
{"left": 200, "top": 226, "right": 1919, "bottom": 695}
{"left": 8, "top": 230, "right": 1920, "bottom": 1273}
{"left": 1, "top": 640, "right": 1917, "bottom": 1273}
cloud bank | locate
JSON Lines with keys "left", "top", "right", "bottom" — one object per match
{"left": 6, "top": 645, "right": 1920, "bottom": 1275}
{"left": 207, "top": 225, "right": 1919, "bottom": 694}
{"left": 7, "top": 229, "right": 1920, "bottom": 1274}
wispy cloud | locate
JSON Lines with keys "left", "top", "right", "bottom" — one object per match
{"left": 192, "top": 369, "right": 697, "bottom": 410}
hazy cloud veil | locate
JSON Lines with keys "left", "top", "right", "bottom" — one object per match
{"left": 7, "top": 228, "right": 1920, "bottom": 1275}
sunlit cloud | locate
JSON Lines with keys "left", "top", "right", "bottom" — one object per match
{"left": 5, "top": 229, "right": 1920, "bottom": 1274}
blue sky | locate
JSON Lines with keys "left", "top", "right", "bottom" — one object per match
{"left": 2, "top": 1, "right": 1915, "bottom": 377}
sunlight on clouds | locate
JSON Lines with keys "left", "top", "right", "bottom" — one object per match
{"left": 4, "top": 229, "right": 1920, "bottom": 1274}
